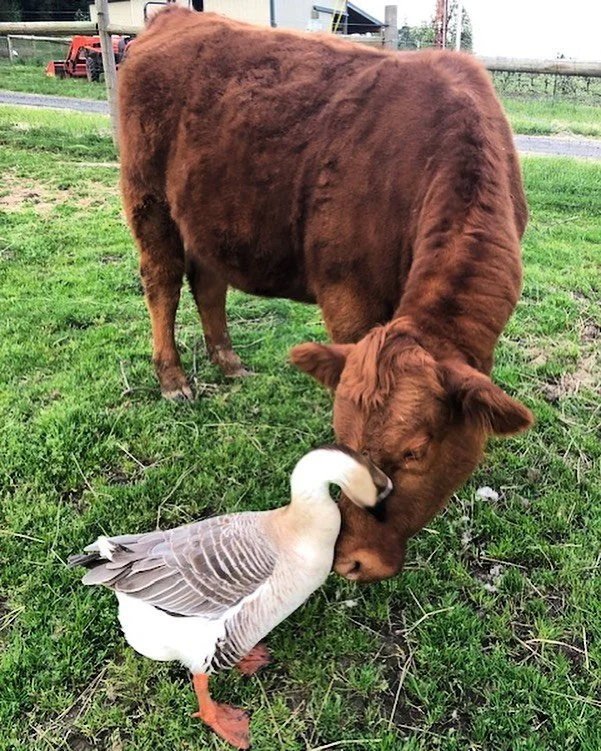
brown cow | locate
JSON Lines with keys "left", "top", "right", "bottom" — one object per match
{"left": 119, "top": 8, "right": 533, "bottom": 582}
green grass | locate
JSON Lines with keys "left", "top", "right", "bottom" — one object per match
{"left": 502, "top": 97, "right": 601, "bottom": 138}
{"left": 0, "top": 60, "right": 107, "bottom": 101}
{"left": 0, "top": 105, "right": 600, "bottom": 751}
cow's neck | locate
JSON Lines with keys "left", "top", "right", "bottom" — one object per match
{"left": 395, "top": 207, "right": 522, "bottom": 374}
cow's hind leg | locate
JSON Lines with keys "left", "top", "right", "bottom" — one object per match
{"left": 186, "top": 259, "right": 250, "bottom": 377}
{"left": 130, "top": 196, "right": 192, "bottom": 400}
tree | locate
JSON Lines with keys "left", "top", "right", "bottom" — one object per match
{"left": 0, "top": 1, "right": 90, "bottom": 22}
{"left": 398, "top": 20, "right": 436, "bottom": 49}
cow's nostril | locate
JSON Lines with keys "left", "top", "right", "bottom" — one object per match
{"left": 334, "top": 558, "right": 363, "bottom": 580}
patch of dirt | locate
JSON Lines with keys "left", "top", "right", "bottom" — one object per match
{"left": 0, "top": 180, "right": 56, "bottom": 215}
{"left": 581, "top": 321, "right": 600, "bottom": 343}
{"left": 540, "top": 352, "right": 599, "bottom": 402}
{"left": 469, "top": 561, "right": 505, "bottom": 593}
{"left": 0, "top": 171, "right": 120, "bottom": 216}
{"left": 526, "top": 346, "right": 549, "bottom": 367}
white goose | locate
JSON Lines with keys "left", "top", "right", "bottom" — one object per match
{"left": 69, "top": 446, "right": 392, "bottom": 749}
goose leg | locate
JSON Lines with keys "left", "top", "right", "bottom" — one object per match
{"left": 191, "top": 673, "right": 250, "bottom": 750}
{"left": 236, "top": 643, "right": 272, "bottom": 676}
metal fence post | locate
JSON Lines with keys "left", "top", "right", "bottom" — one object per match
{"left": 96, "top": 0, "right": 119, "bottom": 152}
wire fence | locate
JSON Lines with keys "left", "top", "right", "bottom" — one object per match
{"left": 1, "top": 36, "right": 70, "bottom": 64}
{"left": 492, "top": 70, "right": 601, "bottom": 104}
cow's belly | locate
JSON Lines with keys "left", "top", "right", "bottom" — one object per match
{"left": 229, "top": 269, "right": 316, "bottom": 304}
{"left": 187, "top": 244, "right": 316, "bottom": 304}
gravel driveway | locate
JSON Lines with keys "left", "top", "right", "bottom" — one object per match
{"left": 1, "top": 89, "right": 600, "bottom": 160}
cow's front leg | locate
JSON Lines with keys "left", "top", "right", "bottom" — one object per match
{"left": 186, "top": 259, "right": 250, "bottom": 377}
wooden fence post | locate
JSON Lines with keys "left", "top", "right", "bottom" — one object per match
{"left": 383, "top": 5, "right": 398, "bottom": 50}
{"left": 96, "top": 0, "right": 119, "bottom": 152}
{"left": 7, "top": 35, "right": 14, "bottom": 63}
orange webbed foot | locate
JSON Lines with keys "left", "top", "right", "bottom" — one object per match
{"left": 236, "top": 643, "right": 271, "bottom": 676}
{"left": 194, "top": 703, "right": 250, "bottom": 749}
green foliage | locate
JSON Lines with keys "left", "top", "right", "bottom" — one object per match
{"left": 0, "top": 0, "right": 90, "bottom": 22}
{"left": 399, "top": 0, "right": 473, "bottom": 51}
{"left": 0, "top": 106, "right": 600, "bottom": 751}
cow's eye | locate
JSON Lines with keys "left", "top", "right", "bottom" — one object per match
{"left": 401, "top": 444, "right": 428, "bottom": 463}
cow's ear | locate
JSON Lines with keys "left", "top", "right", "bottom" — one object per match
{"left": 290, "top": 342, "right": 353, "bottom": 390}
{"left": 442, "top": 360, "right": 533, "bottom": 436}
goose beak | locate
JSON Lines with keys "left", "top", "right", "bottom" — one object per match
{"left": 377, "top": 476, "right": 393, "bottom": 503}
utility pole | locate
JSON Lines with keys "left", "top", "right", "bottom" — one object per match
{"left": 435, "top": 0, "right": 448, "bottom": 49}
{"left": 455, "top": 0, "right": 463, "bottom": 51}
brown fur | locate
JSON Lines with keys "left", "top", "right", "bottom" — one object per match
{"left": 119, "top": 8, "right": 532, "bottom": 581}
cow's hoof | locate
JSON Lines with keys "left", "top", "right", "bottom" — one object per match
{"left": 161, "top": 383, "right": 194, "bottom": 401}
{"left": 225, "top": 366, "right": 254, "bottom": 378}
{"left": 210, "top": 348, "right": 252, "bottom": 378}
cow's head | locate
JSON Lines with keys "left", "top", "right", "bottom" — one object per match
{"left": 290, "top": 319, "right": 533, "bottom": 582}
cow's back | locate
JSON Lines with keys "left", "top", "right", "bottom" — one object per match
{"left": 119, "top": 8, "right": 526, "bottom": 306}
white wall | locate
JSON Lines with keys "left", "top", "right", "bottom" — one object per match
{"left": 89, "top": 0, "right": 189, "bottom": 26}
{"left": 204, "top": 0, "right": 271, "bottom": 27}
{"left": 276, "top": 1, "right": 347, "bottom": 32}
{"left": 88, "top": 0, "right": 345, "bottom": 31}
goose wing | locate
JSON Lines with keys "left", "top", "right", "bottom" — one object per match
{"left": 79, "top": 513, "right": 277, "bottom": 618}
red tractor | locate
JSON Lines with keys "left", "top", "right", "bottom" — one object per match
{"left": 46, "top": 35, "right": 130, "bottom": 82}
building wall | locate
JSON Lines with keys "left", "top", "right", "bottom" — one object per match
{"left": 89, "top": 0, "right": 189, "bottom": 26}
{"left": 204, "top": 0, "right": 271, "bottom": 28}
{"left": 88, "top": 0, "right": 344, "bottom": 31}
{"left": 274, "top": 0, "right": 311, "bottom": 31}
{"left": 275, "top": 1, "right": 347, "bottom": 32}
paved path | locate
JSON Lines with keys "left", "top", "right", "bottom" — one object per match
{"left": 514, "top": 133, "right": 601, "bottom": 160}
{"left": 0, "top": 89, "right": 108, "bottom": 114}
{"left": 1, "top": 89, "right": 600, "bottom": 160}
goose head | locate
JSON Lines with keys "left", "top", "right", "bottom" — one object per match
{"left": 290, "top": 445, "right": 392, "bottom": 509}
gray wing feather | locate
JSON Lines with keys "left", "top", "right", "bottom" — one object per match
{"left": 82, "top": 514, "right": 277, "bottom": 618}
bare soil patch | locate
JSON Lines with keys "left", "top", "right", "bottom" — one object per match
{"left": 0, "top": 178, "right": 56, "bottom": 215}
{"left": 541, "top": 352, "right": 599, "bottom": 402}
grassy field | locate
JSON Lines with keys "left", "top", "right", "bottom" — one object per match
{"left": 502, "top": 98, "right": 601, "bottom": 138}
{"left": 1, "top": 60, "right": 601, "bottom": 138}
{"left": 0, "top": 61, "right": 107, "bottom": 101}
{"left": 0, "top": 105, "right": 600, "bottom": 751}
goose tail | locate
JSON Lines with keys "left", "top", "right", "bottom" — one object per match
{"left": 68, "top": 551, "right": 102, "bottom": 568}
